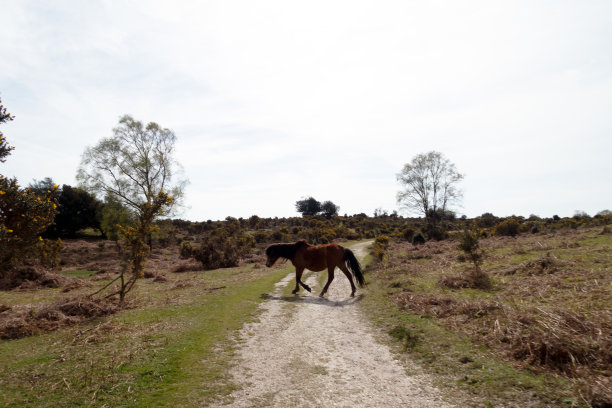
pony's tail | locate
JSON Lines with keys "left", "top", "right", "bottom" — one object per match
{"left": 344, "top": 248, "right": 365, "bottom": 287}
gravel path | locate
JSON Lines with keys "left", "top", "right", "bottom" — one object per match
{"left": 222, "top": 242, "right": 453, "bottom": 407}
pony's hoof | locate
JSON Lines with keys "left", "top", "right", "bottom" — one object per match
{"left": 350, "top": 293, "right": 355, "bottom": 297}
{"left": 319, "top": 292, "right": 325, "bottom": 297}
{"left": 292, "top": 290, "right": 298, "bottom": 295}
{"left": 304, "top": 286, "right": 312, "bottom": 293}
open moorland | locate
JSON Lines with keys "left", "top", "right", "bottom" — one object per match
{"left": 363, "top": 225, "right": 611, "bottom": 407}
{"left": 0, "top": 216, "right": 610, "bottom": 407}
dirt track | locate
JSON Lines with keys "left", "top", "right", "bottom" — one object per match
{"left": 223, "top": 241, "right": 452, "bottom": 407}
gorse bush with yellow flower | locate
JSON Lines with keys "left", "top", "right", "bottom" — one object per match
{"left": 0, "top": 97, "right": 59, "bottom": 272}
{"left": 0, "top": 177, "right": 59, "bottom": 268}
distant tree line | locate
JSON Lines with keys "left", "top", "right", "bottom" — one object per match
{"left": 3, "top": 100, "right": 611, "bottom": 290}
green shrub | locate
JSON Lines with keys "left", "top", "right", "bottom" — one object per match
{"left": 457, "top": 224, "right": 484, "bottom": 268}
{"left": 188, "top": 231, "right": 254, "bottom": 270}
{"left": 271, "top": 229, "right": 287, "bottom": 242}
{"left": 493, "top": 218, "right": 520, "bottom": 237}
{"left": 373, "top": 235, "right": 390, "bottom": 261}
{"left": 99, "top": 197, "right": 134, "bottom": 241}
{"left": 37, "top": 238, "right": 63, "bottom": 269}
{"left": 253, "top": 231, "right": 268, "bottom": 243}
{"left": 374, "top": 234, "right": 390, "bottom": 248}
{"left": 179, "top": 241, "right": 193, "bottom": 259}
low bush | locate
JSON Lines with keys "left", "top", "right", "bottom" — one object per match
{"left": 493, "top": 217, "right": 520, "bottom": 237}
{"left": 412, "top": 232, "right": 426, "bottom": 245}
{"left": 373, "top": 235, "right": 390, "bottom": 262}
{"left": 185, "top": 231, "right": 254, "bottom": 270}
{"left": 401, "top": 227, "right": 415, "bottom": 242}
{"left": 37, "top": 238, "right": 63, "bottom": 269}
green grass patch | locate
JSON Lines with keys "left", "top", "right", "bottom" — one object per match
{"left": 61, "top": 269, "right": 97, "bottom": 278}
{"left": 0, "top": 263, "right": 293, "bottom": 407}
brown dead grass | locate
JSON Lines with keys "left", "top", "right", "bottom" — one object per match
{"left": 0, "top": 296, "right": 118, "bottom": 340}
{"left": 439, "top": 268, "right": 492, "bottom": 289}
{"left": 172, "top": 260, "right": 202, "bottom": 273}
{"left": 0, "top": 266, "right": 71, "bottom": 290}
{"left": 0, "top": 239, "right": 236, "bottom": 340}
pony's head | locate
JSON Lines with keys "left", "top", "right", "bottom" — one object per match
{"left": 265, "top": 244, "right": 282, "bottom": 267}
{"left": 264, "top": 241, "right": 307, "bottom": 267}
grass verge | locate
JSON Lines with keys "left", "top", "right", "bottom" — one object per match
{"left": 360, "top": 277, "right": 579, "bottom": 407}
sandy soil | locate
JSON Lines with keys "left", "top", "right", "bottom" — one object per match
{"left": 222, "top": 242, "right": 453, "bottom": 407}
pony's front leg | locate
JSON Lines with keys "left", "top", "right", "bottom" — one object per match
{"left": 292, "top": 267, "right": 305, "bottom": 294}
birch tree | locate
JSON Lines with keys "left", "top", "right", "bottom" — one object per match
{"left": 77, "top": 115, "right": 187, "bottom": 302}
{"left": 396, "top": 151, "right": 463, "bottom": 229}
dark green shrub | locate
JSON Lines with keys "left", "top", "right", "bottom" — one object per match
{"left": 476, "top": 212, "right": 498, "bottom": 228}
{"left": 254, "top": 231, "right": 268, "bottom": 243}
{"left": 412, "top": 232, "right": 426, "bottom": 245}
{"left": 402, "top": 227, "right": 415, "bottom": 242}
{"left": 179, "top": 241, "right": 193, "bottom": 259}
{"left": 426, "top": 225, "right": 448, "bottom": 241}
{"left": 42, "top": 185, "right": 102, "bottom": 238}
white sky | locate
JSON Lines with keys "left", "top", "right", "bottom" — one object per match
{"left": 1, "top": 1, "right": 611, "bottom": 221}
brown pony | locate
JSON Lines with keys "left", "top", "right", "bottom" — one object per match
{"left": 265, "top": 240, "right": 365, "bottom": 297}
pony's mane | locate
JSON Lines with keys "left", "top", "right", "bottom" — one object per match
{"left": 266, "top": 240, "right": 308, "bottom": 261}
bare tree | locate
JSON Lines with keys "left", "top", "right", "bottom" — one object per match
{"left": 396, "top": 151, "right": 463, "bottom": 229}
{"left": 77, "top": 115, "right": 187, "bottom": 302}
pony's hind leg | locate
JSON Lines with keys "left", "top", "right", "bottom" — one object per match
{"left": 319, "top": 267, "right": 335, "bottom": 297}
{"left": 338, "top": 264, "right": 357, "bottom": 297}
